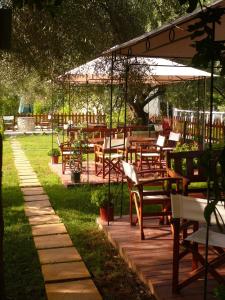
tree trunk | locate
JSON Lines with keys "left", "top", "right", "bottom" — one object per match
{"left": 0, "top": 133, "right": 5, "bottom": 300}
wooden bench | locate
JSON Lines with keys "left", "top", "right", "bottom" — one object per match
{"left": 166, "top": 149, "right": 221, "bottom": 196}
{"left": 2, "top": 116, "right": 15, "bottom": 130}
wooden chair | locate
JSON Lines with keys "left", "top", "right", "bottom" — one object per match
{"left": 166, "top": 150, "right": 221, "bottom": 197}
{"left": 94, "top": 138, "right": 128, "bottom": 179}
{"left": 163, "top": 131, "right": 181, "bottom": 152}
{"left": 135, "top": 135, "right": 165, "bottom": 171}
{"left": 57, "top": 135, "right": 82, "bottom": 174}
{"left": 171, "top": 194, "right": 225, "bottom": 293}
{"left": 3, "top": 116, "right": 15, "bottom": 130}
{"left": 122, "top": 161, "right": 181, "bottom": 240}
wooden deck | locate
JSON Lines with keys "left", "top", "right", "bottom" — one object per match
{"left": 49, "top": 160, "right": 121, "bottom": 186}
{"left": 98, "top": 215, "right": 223, "bottom": 300}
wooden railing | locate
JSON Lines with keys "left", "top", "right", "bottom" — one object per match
{"left": 6, "top": 113, "right": 106, "bottom": 128}
{"left": 2, "top": 113, "right": 225, "bottom": 144}
{"left": 172, "top": 116, "right": 225, "bottom": 144}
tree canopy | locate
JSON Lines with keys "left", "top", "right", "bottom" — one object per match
{"left": 0, "top": 0, "right": 219, "bottom": 120}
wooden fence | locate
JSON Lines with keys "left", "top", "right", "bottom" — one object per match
{"left": 2, "top": 113, "right": 106, "bottom": 129}
{"left": 171, "top": 116, "right": 225, "bottom": 144}
{"left": 2, "top": 113, "right": 225, "bottom": 144}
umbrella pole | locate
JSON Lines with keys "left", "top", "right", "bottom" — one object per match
{"left": 204, "top": 20, "right": 215, "bottom": 300}
{"left": 108, "top": 53, "right": 114, "bottom": 226}
{"left": 0, "top": 133, "right": 5, "bottom": 300}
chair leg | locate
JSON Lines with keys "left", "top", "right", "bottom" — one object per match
{"left": 172, "top": 218, "right": 180, "bottom": 294}
{"left": 130, "top": 195, "right": 134, "bottom": 225}
{"left": 140, "top": 198, "right": 144, "bottom": 240}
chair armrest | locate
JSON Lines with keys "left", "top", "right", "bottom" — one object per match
{"left": 137, "top": 176, "right": 182, "bottom": 187}
{"left": 94, "top": 144, "right": 104, "bottom": 151}
{"left": 166, "top": 167, "right": 190, "bottom": 192}
{"left": 137, "top": 168, "right": 167, "bottom": 177}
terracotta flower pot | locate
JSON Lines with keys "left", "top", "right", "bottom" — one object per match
{"left": 52, "top": 155, "right": 59, "bottom": 164}
{"left": 100, "top": 206, "right": 114, "bottom": 222}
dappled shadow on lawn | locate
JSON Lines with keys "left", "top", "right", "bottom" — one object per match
{"left": 44, "top": 183, "right": 130, "bottom": 217}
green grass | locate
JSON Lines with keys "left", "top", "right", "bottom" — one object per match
{"left": 2, "top": 138, "right": 46, "bottom": 300}
{"left": 3, "top": 134, "right": 153, "bottom": 300}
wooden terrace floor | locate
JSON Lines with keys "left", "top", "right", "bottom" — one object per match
{"left": 98, "top": 216, "right": 223, "bottom": 300}
{"left": 50, "top": 160, "right": 224, "bottom": 299}
{"left": 49, "top": 161, "right": 121, "bottom": 186}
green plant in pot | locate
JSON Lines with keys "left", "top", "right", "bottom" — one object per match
{"left": 91, "top": 186, "right": 114, "bottom": 222}
{"left": 69, "top": 158, "right": 82, "bottom": 183}
{"left": 47, "top": 148, "right": 60, "bottom": 164}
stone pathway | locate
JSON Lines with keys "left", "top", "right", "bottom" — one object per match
{"left": 11, "top": 140, "right": 102, "bottom": 300}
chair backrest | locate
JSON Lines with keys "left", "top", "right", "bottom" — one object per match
{"left": 103, "top": 137, "right": 129, "bottom": 149}
{"left": 168, "top": 131, "right": 180, "bottom": 142}
{"left": 171, "top": 194, "right": 225, "bottom": 224}
{"left": 156, "top": 135, "right": 165, "bottom": 148}
{"left": 122, "top": 161, "right": 139, "bottom": 185}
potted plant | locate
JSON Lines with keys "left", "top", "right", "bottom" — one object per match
{"left": 69, "top": 143, "right": 82, "bottom": 183}
{"left": 47, "top": 148, "right": 60, "bottom": 164}
{"left": 91, "top": 187, "right": 114, "bottom": 222}
{"left": 70, "top": 165, "right": 81, "bottom": 183}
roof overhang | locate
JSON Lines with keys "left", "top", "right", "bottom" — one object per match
{"left": 103, "top": 0, "right": 225, "bottom": 59}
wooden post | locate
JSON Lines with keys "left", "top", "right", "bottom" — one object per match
{"left": 0, "top": 133, "right": 5, "bottom": 300}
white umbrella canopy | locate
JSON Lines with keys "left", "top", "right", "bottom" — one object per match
{"left": 103, "top": 0, "right": 225, "bottom": 59}
{"left": 60, "top": 56, "right": 211, "bottom": 86}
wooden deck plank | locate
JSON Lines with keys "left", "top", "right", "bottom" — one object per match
{"left": 98, "top": 215, "right": 223, "bottom": 300}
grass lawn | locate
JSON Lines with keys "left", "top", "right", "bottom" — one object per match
{"left": 3, "top": 134, "right": 154, "bottom": 300}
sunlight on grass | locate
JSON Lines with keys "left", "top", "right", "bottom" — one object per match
{"left": 2, "top": 138, "right": 46, "bottom": 300}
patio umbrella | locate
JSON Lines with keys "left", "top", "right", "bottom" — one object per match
{"left": 61, "top": 56, "right": 211, "bottom": 85}
{"left": 18, "top": 96, "right": 33, "bottom": 114}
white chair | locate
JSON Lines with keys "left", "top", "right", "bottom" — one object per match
{"left": 171, "top": 194, "right": 225, "bottom": 293}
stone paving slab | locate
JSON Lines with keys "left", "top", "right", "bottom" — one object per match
{"left": 34, "top": 234, "right": 73, "bottom": 249}
{"left": 38, "top": 247, "right": 82, "bottom": 264}
{"left": 25, "top": 206, "right": 55, "bottom": 217}
{"left": 20, "top": 181, "right": 41, "bottom": 187}
{"left": 20, "top": 182, "right": 41, "bottom": 187}
{"left": 45, "top": 280, "right": 102, "bottom": 300}
{"left": 16, "top": 166, "right": 33, "bottom": 169}
{"left": 20, "top": 179, "right": 40, "bottom": 184}
{"left": 25, "top": 200, "right": 51, "bottom": 209}
{"left": 21, "top": 187, "right": 45, "bottom": 195}
{"left": 32, "top": 223, "right": 67, "bottom": 236}
{"left": 20, "top": 178, "right": 39, "bottom": 182}
{"left": 19, "top": 174, "right": 38, "bottom": 177}
{"left": 17, "top": 169, "right": 34, "bottom": 173}
{"left": 24, "top": 194, "right": 49, "bottom": 202}
{"left": 42, "top": 261, "right": 90, "bottom": 282}
{"left": 28, "top": 214, "right": 61, "bottom": 225}
{"left": 18, "top": 173, "right": 37, "bottom": 177}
